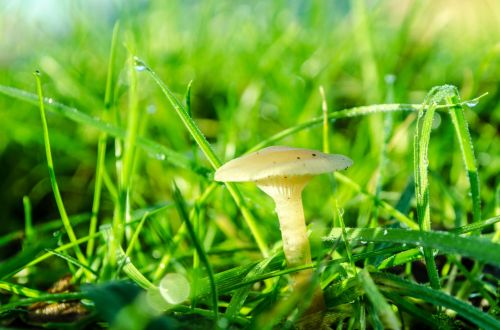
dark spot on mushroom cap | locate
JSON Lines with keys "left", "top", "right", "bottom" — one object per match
{"left": 297, "top": 156, "right": 301, "bottom": 159}
{"left": 312, "top": 153, "right": 316, "bottom": 157}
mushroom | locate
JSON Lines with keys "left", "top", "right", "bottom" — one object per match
{"left": 214, "top": 146, "right": 353, "bottom": 309}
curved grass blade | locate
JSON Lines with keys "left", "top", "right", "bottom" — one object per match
{"left": 373, "top": 272, "right": 500, "bottom": 330}
{"left": 446, "top": 91, "right": 482, "bottom": 225}
{"left": 0, "top": 281, "right": 44, "bottom": 298}
{"left": 139, "top": 59, "right": 269, "bottom": 257}
{"left": 0, "top": 85, "right": 206, "bottom": 176}
{"left": 172, "top": 182, "right": 218, "bottom": 321}
{"left": 358, "top": 270, "right": 401, "bottom": 330}
{"left": 34, "top": 72, "right": 89, "bottom": 274}
{"left": 87, "top": 21, "right": 120, "bottom": 258}
{"left": 323, "top": 227, "right": 500, "bottom": 265}
{"left": 247, "top": 94, "right": 487, "bottom": 153}
{"left": 0, "top": 292, "right": 86, "bottom": 315}
{"left": 413, "top": 86, "right": 450, "bottom": 290}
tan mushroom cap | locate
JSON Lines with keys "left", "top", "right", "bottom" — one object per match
{"left": 214, "top": 146, "right": 353, "bottom": 182}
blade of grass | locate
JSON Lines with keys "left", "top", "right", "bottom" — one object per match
{"left": 0, "top": 292, "right": 87, "bottom": 315}
{"left": 46, "top": 249, "right": 99, "bottom": 276}
{"left": 22, "top": 196, "right": 34, "bottom": 241}
{"left": 138, "top": 58, "right": 269, "bottom": 257}
{"left": 323, "top": 227, "right": 500, "bottom": 265}
{"left": 0, "top": 281, "right": 44, "bottom": 298}
{"left": 100, "top": 224, "right": 155, "bottom": 290}
{"left": 358, "top": 270, "right": 401, "bottom": 330}
{"left": 446, "top": 92, "right": 481, "bottom": 225}
{"left": 124, "top": 212, "right": 150, "bottom": 257}
{"left": 172, "top": 182, "right": 218, "bottom": 321}
{"left": 225, "top": 253, "right": 278, "bottom": 320}
{"left": 413, "top": 87, "right": 442, "bottom": 289}
{"left": 372, "top": 272, "right": 500, "bottom": 330}
{"left": 34, "top": 71, "right": 90, "bottom": 277}
{"left": 0, "top": 85, "right": 207, "bottom": 175}
{"left": 335, "top": 173, "right": 419, "bottom": 230}
{"left": 87, "top": 21, "right": 120, "bottom": 258}
{"left": 246, "top": 93, "right": 487, "bottom": 153}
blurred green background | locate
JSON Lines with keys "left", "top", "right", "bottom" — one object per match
{"left": 0, "top": 0, "right": 499, "bottom": 259}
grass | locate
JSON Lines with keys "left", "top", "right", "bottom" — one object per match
{"left": 0, "top": 1, "right": 499, "bottom": 329}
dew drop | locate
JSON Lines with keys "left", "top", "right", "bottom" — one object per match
{"left": 47, "top": 98, "right": 54, "bottom": 104}
{"left": 156, "top": 153, "right": 166, "bottom": 160}
{"left": 465, "top": 100, "right": 478, "bottom": 108}
{"left": 383, "top": 229, "right": 388, "bottom": 236}
{"left": 134, "top": 56, "right": 147, "bottom": 72}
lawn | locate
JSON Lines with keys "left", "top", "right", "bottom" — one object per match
{"left": 0, "top": 1, "right": 499, "bottom": 329}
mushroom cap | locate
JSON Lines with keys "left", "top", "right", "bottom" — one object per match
{"left": 214, "top": 146, "right": 353, "bottom": 182}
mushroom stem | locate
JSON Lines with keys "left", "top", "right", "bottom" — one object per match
{"left": 257, "top": 177, "right": 325, "bottom": 312}
{"left": 273, "top": 190, "right": 311, "bottom": 268}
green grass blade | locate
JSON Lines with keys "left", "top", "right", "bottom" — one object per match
{"left": 0, "top": 281, "right": 44, "bottom": 298}
{"left": 87, "top": 21, "right": 120, "bottom": 258}
{"left": 0, "top": 292, "right": 86, "bottom": 315}
{"left": 172, "top": 182, "right": 218, "bottom": 321}
{"left": 46, "top": 249, "right": 99, "bottom": 276}
{"left": 446, "top": 93, "right": 482, "bottom": 224}
{"left": 323, "top": 227, "right": 500, "bottom": 265}
{"left": 373, "top": 272, "right": 500, "bottom": 330}
{"left": 335, "top": 173, "right": 419, "bottom": 230}
{"left": 358, "top": 270, "right": 401, "bottom": 330}
{"left": 33, "top": 72, "right": 89, "bottom": 274}
{"left": 139, "top": 59, "right": 269, "bottom": 257}
{"left": 124, "top": 212, "right": 149, "bottom": 257}
{"left": 413, "top": 87, "right": 442, "bottom": 289}
{"left": 246, "top": 95, "right": 486, "bottom": 153}
{"left": 0, "top": 85, "right": 205, "bottom": 175}
{"left": 22, "top": 196, "right": 34, "bottom": 241}
{"left": 225, "top": 254, "right": 277, "bottom": 320}
{"left": 450, "top": 215, "right": 500, "bottom": 235}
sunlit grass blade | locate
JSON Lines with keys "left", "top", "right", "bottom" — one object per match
{"left": 22, "top": 196, "right": 34, "bottom": 241}
{"left": 100, "top": 224, "right": 155, "bottom": 290}
{"left": 335, "top": 173, "right": 419, "bottom": 230}
{"left": 0, "top": 85, "right": 205, "bottom": 175}
{"left": 358, "top": 270, "right": 401, "bottom": 330}
{"left": 413, "top": 86, "right": 444, "bottom": 289}
{"left": 247, "top": 93, "right": 487, "bottom": 153}
{"left": 446, "top": 91, "right": 482, "bottom": 224}
{"left": 225, "top": 254, "right": 278, "bottom": 320}
{"left": 139, "top": 58, "right": 269, "bottom": 257}
{"left": 323, "top": 227, "right": 500, "bottom": 265}
{"left": 171, "top": 182, "right": 218, "bottom": 320}
{"left": 34, "top": 72, "right": 89, "bottom": 274}
{"left": 0, "top": 292, "right": 86, "bottom": 315}
{"left": 46, "top": 249, "right": 99, "bottom": 276}
{"left": 376, "top": 217, "right": 500, "bottom": 269}
{"left": 87, "top": 21, "right": 120, "bottom": 258}
{"left": 0, "top": 281, "right": 44, "bottom": 298}
{"left": 373, "top": 272, "right": 500, "bottom": 330}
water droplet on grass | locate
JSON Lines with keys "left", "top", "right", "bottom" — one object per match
{"left": 47, "top": 98, "right": 54, "bottom": 104}
{"left": 383, "top": 229, "right": 388, "bottom": 236}
{"left": 466, "top": 100, "right": 478, "bottom": 107}
{"left": 134, "top": 56, "right": 147, "bottom": 71}
{"left": 159, "top": 273, "right": 190, "bottom": 304}
{"left": 156, "top": 153, "right": 166, "bottom": 160}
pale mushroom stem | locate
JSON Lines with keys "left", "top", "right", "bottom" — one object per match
{"left": 257, "top": 176, "right": 325, "bottom": 312}
{"left": 273, "top": 190, "right": 312, "bottom": 269}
